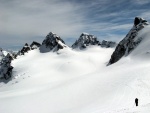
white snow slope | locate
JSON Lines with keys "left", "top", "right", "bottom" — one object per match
{"left": 1, "top": 26, "right": 150, "bottom": 113}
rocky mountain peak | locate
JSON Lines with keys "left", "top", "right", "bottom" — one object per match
{"left": 134, "top": 17, "right": 148, "bottom": 26}
{"left": 40, "top": 32, "right": 67, "bottom": 52}
{"left": 72, "top": 33, "right": 100, "bottom": 49}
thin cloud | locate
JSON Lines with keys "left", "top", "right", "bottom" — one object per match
{"left": 0, "top": 0, "right": 85, "bottom": 45}
{"left": 0, "top": 0, "right": 150, "bottom": 49}
{"left": 133, "top": 0, "right": 150, "bottom": 5}
{"left": 139, "top": 12, "right": 150, "bottom": 20}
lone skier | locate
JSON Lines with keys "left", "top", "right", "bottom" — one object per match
{"left": 135, "top": 98, "right": 138, "bottom": 106}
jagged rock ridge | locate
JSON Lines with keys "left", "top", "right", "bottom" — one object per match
{"left": 72, "top": 33, "right": 116, "bottom": 49}
{"left": 72, "top": 33, "right": 100, "bottom": 49}
{"left": 17, "top": 43, "right": 31, "bottom": 56}
{"left": 39, "top": 32, "right": 67, "bottom": 52}
{"left": 17, "top": 41, "right": 41, "bottom": 56}
{"left": 108, "top": 17, "right": 149, "bottom": 65}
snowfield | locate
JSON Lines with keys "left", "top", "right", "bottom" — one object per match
{"left": 1, "top": 26, "right": 150, "bottom": 113}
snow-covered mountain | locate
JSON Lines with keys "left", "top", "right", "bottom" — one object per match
{"left": 40, "top": 32, "right": 67, "bottom": 52}
{"left": 1, "top": 17, "right": 150, "bottom": 113}
{"left": 72, "top": 33, "right": 100, "bottom": 49}
{"left": 108, "top": 17, "right": 149, "bottom": 65}
{"left": 72, "top": 33, "right": 116, "bottom": 49}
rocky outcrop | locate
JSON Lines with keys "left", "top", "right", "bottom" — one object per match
{"left": 72, "top": 33, "right": 100, "bottom": 49}
{"left": 1, "top": 49, "right": 16, "bottom": 62}
{"left": 17, "top": 41, "right": 41, "bottom": 56}
{"left": 17, "top": 43, "right": 31, "bottom": 56}
{"left": 108, "top": 17, "right": 149, "bottom": 65}
{"left": 0, "top": 53, "right": 13, "bottom": 80}
{"left": 100, "top": 40, "right": 116, "bottom": 48}
{"left": 40, "top": 32, "right": 67, "bottom": 52}
{"left": 30, "top": 41, "right": 41, "bottom": 50}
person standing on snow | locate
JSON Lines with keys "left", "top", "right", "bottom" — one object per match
{"left": 135, "top": 98, "right": 138, "bottom": 106}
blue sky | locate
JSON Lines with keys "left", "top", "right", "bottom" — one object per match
{"left": 1, "top": 0, "right": 150, "bottom": 50}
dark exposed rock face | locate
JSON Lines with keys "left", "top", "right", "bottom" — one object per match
{"left": 40, "top": 32, "right": 67, "bottom": 52}
{"left": 108, "top": 17, "right": 149, "bottom": 65}
{"left": 72, "top": 33, "right": 100, "bottom": 49}
{"left": 100, "top": 40, "right": 116, "bottom": 48}
{"left": 30, "top": 41, "right": 41, "bottom": 50}
{"left": 134, "top": 17, "right": 147, "bottom": 26}
{"left": 0, "top": 53, "right": 13, "bottom": 80}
